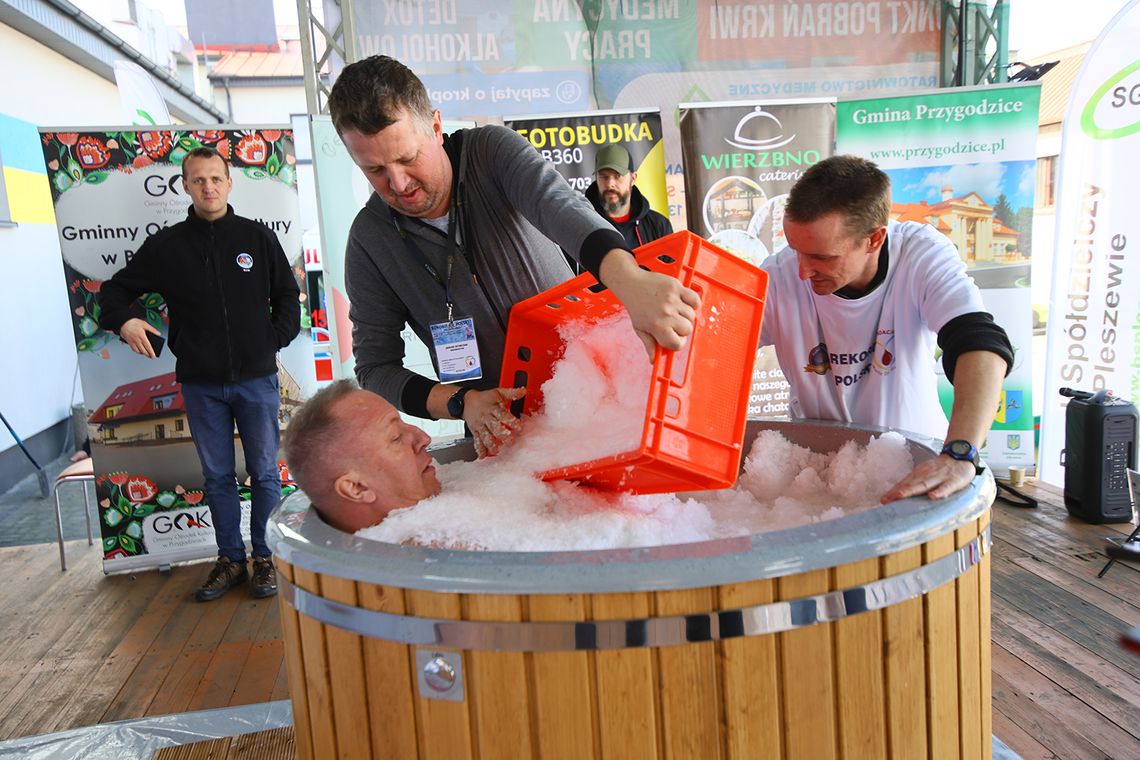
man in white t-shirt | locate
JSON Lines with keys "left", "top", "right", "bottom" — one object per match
{"left": 760, "top": 155, "right": 1013, "bottom": 503}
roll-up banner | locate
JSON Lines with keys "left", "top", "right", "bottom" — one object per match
{"left": 1040, "top": 1, "right": 1140, "bottom": 486}
{"left": 679, "top": 99, "right": 836, "bottom": 418}
{"left": 836, "top": 83, "right": 1042, "bottom": 475}
{"left": 41, "top": 127, "right": 311, "bottom": 573}
{"left": 504, "top": 108, "right": 668, "bottom": 216}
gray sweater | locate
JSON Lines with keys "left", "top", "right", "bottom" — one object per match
{"left": 344, "top": 125, "right": 627, "bottom": 418}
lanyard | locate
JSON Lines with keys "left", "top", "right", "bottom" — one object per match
{"left": 390, "top": 202, "right": 461, "bottom": 321}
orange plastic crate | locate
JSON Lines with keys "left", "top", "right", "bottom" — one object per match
{"left": 499, "top": 231, "right": 768, "bottom": 494}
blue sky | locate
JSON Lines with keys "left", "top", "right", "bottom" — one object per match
{"left": 888, "top": 161, "right": 1037, "bottom": 211}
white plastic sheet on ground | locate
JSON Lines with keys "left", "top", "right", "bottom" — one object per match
{"left": 0, "top": 700, "right": 291, "bottom": 759}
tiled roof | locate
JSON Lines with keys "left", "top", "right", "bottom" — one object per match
{"left": 90, "top": 372, "right": 184, "bottom": 424}
{"left": 208, "top": 51, "right": 301, "bottom": 79}
{"left": 893, "top": 201, "right": 934, "bottom": 223}
{"left": 1026, "top": 43, "right": 1091, "bottom": 127}
{"left": 892, "top": 202, "right": 953, "bottom": 232}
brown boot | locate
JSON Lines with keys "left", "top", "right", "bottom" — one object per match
{"left": 195, "top": 556, "right": 248, "bottom": 602}
{"left": 251, "top": 556, "right": 277, "bottom": 598}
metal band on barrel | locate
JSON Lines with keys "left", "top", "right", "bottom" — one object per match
{"left": 281, "top": 525, "right": 990, "bottom": 652}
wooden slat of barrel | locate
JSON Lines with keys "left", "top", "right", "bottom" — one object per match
{"left": 718, "top": 578, "right": 781, "bottom": 760}
{"left": 978, "top": 511, "right": 994, "bottom": 760}
{"left": 655, "top": 587, "right": 722, "bottom": 759}
{"left": 357, "top": 583, "right": 418, "bottom": 760}
{"left": 293, "top": 566, "right": 339, "bottom": 758}
{"left": 465, "top": 594, "right": 535, "bottom": 758}
{"left": 833, "top": 557, "right": 888, "bottom": 758}
{"left": 275, "top": 560, "right": 314, "bottom": 760}
{"left": 777, "top": 568, "right": 838, "bottom": 758}
{"left": 319, "top": 575, "right": 372, "bottom": 758}
{"left": 881, "top": 545, "right": 927, "bottom": 759}
{"left": 924, "top": 532, "right": 961, "bottom": 759}
{"left": 956, "top": 519, "right": 984, "bottom": 760}
{"left": 592, "top": 591, "right": 660, "bottom": 759}
{"left": 527, "top": 593, "right": 598, "bottom": 760}
{"left": 277, "top": 505, "right": 992, "bottom": 759}
{"left": 405, "top": 589, "right": 474, "bottom": 760}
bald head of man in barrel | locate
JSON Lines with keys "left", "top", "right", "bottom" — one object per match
{"left": 283, "top": 380, "right": 442, "bottom": 533}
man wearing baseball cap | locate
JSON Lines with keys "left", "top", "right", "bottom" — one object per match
{"left": 585, "top": 144, "right": 672, "bottom": 249}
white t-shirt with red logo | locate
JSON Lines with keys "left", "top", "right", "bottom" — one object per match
{"left": 759, "top": 220, "right": 984, "bottom": 440}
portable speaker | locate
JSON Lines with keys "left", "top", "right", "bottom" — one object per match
{"left": 1061, "top": 388, "right": 1138, "bottom": 524}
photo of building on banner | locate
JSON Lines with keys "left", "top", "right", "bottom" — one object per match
{"left": 506, "top": 109, "right": 670, "bottom": 258}
{"left": 836, "top": 83, "right": 1043, "bottom": 476}
{"left": 41, "top": 127, "right": 313, "bottom": 573}
{"left": 679, "top": 100, "right": 836, "bottom": 418}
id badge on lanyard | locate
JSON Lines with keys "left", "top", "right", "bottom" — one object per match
{"left": 393, "top": 204, "right": 483, "bottom": 383}
{"left": 430, "top": 312, "right": 483, "bottom": 383}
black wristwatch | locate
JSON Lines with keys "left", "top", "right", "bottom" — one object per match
{"left": 941, "top": 439, "right": 984, "bottom": 475}
{"left": 446, "top": 386, "right": 472, "bottom": 420}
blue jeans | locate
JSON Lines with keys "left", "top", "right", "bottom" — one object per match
{"left": 181, "top": 374, "right": 281, "bottom": 562}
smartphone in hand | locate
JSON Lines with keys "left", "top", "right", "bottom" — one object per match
{"left": 120, "top": 332, "right": 165, "bottom": 358}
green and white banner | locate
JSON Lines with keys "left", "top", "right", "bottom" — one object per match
{"left": 837, "top": 83, "right": 1042, "bottom": 475}
{"left": 1040, "top": 1, "right": 1140, "bottom": 486}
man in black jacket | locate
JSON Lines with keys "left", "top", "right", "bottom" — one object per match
{"left": 584, "top": 144, "right": 672, "bottom": 249}
{"left": 99, "top": 146, "right": 300, "bottom": 602}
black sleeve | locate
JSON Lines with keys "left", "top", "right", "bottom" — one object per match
{"left": 97, "top": 239, "right": 160, "bottom": 333}
{"left": 578, "top": 227, "right": 632, "bottom": 280}
{"left": 937, "top": 311, "right": 1014, "bottom": 383}
{"left": 399, "top": 375, "right": 438, "bottom": 420}
{"left": 265, "top": 232, "right": 302, "bottom": 348}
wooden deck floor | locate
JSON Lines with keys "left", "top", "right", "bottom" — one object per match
{"left": 990, "top": 480, "right": 1140, "bottom": 759}
{"left": 0, "top": 546, "right": 288, "bottom": 741}
{"left": 1, "top": 480, "right": 1139, "bottom": 759}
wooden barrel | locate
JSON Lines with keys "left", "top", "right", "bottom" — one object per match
{"left": 269, "top": 420, "right": 995, "bottom": 760}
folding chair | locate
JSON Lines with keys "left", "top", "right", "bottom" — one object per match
{"left": 1098, "top": 468, "right": 1140, "bottom": 578}
{"left": 52, "top": 458, "right": 95, "bottom": 571}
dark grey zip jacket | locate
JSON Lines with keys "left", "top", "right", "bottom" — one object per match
{"left": 344, "top": 125, "right": 627, "bottom": 418}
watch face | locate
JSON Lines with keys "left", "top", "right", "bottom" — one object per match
{"left": 949, "top": 440, "right": 973, "bottom": 457}
{"left": 447, "top": 388, "right": 467, "bottom": 418}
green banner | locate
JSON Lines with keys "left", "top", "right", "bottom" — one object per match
{"left": 511, "top": 0, "right": 696, "bottom": 67}
{"left": 837, "top": 83, "right": 1043, "bottom": 476}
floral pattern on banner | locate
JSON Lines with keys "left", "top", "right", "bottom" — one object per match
{"left": 96, "top": 462, "right": 297, "bottom": 559}
{"left": 65, "top": 276, "right": 169, "bottom": 355}
{"left": 41, "top": 128, "right": 296, "bottom": 203}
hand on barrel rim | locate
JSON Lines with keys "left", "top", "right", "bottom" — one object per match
{"left": 880, "top": 455, "right": 977, "bottom": 504}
